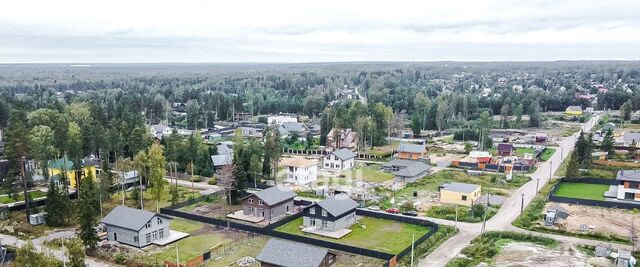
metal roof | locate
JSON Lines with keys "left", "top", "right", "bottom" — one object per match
{"left": 252, "top": 186, "right": 297, "bottom": 206}
{"left": 210, "top": 154, "right": 233, "bottom": 167}
{"left": 382, "top": 158, "right": 418, "bottom": 168}
{"left": 616, "top": 170, "right": 640, "bottom": 182}
{"left": 331, "top": 148, "right": 357, "bottom": 161}
{"left": 316, "top": 193, "right": 358, "bottom": 217}
{"left": 101, "top": 205, "right": 169, "bottom": 231}
{"left": 256, "top": 238, "right": 328, "bottom": 267}
{"left": 396, "top": 143, "right": 427, "bottom": 154}
{"left": 394, "top": 162, "right": 432, "bottom": 177}
{"left": 441, "top": 182, "right": 480, "bottom": 193}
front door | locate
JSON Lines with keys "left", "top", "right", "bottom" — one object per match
{"left": 311, "top": 219, "right": 316, "bottom": 227}
{"left": 113, "top": 232, "right": 117, "bottom": 241}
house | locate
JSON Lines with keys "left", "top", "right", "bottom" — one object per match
{"left": 267, "top": 115, "right": 298, "bottom": 126}
{"left": 616, "top": 249, "right": 635, "bottom": 267}
{"left": 603, "top": 122, "right": 616, "bottom": 132}
{"left": 381, "top": 159, "right": 432, "bottom": 183}
{"left": 256, "top": 238, "right": 336, "bottom": 267}
{"left": 241, "top": 186, "right": 297, "bottom": 221}
{"left": 623, "top": 133, "right": 640, "bottom": 147}
{"left": 544, "top": 205, "right": 569, "bottom": 226}
{"left": 211, "top": 144, "right": 233, "bottom": 170}
{"left": 282, "top": 158, "right": 318, "bottom": 185}
{"left": 279, "top": 122, "right": 307, "bottom": 137}
{"left": 496, "top": 143, "right": 514, "bottom": 157}
{"left": 302, "top": 194, "right": 358, "bottom": 232}
{"left": 565, "top": 106, "right": 583, "bottom": 116}
{"left": 118, "top": 170, "right": 140, "bottom": 188}
{"left": 395, "top": 143, "right": 428, "bottom": 160}
{"left": 323, "top": 149, "right": 357, "bottom": 171}
{"left": 48, "top": 156, "right": 97, "bottom": 190}
{"left": 150, "top": 124, "right": 172, "bottom": 139}
{"left": 239, "top": 127, "right": 263, "bottom": 138}
{"left": 591, "top": 151, "right": 609, "bottom": 161}
{"left": 611, "top": 170, "right": 640, "bottom": 201}
{"left": 632, "top": 110, "right": 640, "bottom": 123}
{"left": 234, "top": 112, "right": 252, "bottom": 122}
{"left": 535, "top": 133, "right": 548, "bottom": 143}
{"left": 101, "top": 205, "right": 172, "bottom": 248}
{"left": 439, "top": 182, "right": 481, "bottom": 206}
{"left": 326, "top": 128, "right": 358, "bottom": 151}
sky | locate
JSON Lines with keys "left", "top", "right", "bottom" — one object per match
{"left": 1, "top": 0, "right": 640, "bottom": 63}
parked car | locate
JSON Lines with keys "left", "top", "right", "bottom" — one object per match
{"left": 385, "top": 208, "right": 400, "bottom": 214}
{"left": 368, "top": 205, "right": 381, "bottom": 211}
{"left": 402, "top": 211, "right": 418, "bottom": 217}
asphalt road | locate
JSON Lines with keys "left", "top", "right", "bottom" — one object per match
{"left": 419, "top": 115, "right": 602, "bottom": 267}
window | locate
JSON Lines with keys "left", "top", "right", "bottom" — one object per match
{"left": 146, "top": 233, "right": 151, "bottom": 243}
{"left": 248, "top": 198, "right": 253, "bottom": 204}
{"left": 133, "top": 236, "right": 139, "bottom": 244}
{"left": 461, "top": 195, "right": 467, "bottom": 201}
{"left": 321, "top": 220, "right": 328, "bottom": 228}
{"left": 152, "top": 231, "right": 158, "bottom": 240}
{"left": 157, "top": 218, "right": 162, "bottom": 224}
{"left": 249, "top": 207, "right": 254, "bottom": 212}
{"left": 258, "top": 200, "right": 263, "bottom": 205}
{"left": 159, "top": 229, "right": 164, "bottom": 239}
{"left": 309, "top": 208, "right": 315, "bottom": 215}
{"left": 146, "top": 222, "right": 151, "bottom": 228}
{"left": 322, "top": 210, "right": 327, "bottom": 217}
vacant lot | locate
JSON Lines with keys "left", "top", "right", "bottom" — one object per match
{"left": 539, "top": 148, "right": 556, "bottom": 161}
{"left": 275, "top": 216, "right": 430, "bottom": 254}
{"left": 553, "top": 182, "right": 609, "bottom": 201}
{"left": 342, "top": 165, "right": 394, "bottom": 183}
{"left": 493, "top": 242, "right": 610, "bottom": 267}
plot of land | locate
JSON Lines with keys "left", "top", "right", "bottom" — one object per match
{"left": 493, "top": 242, "right": 610, "bottom": 267}
{"left": 539, "top": 148, "right": 556, "bottom": 161}
{"left": 275, "top": 216, "right": 430, "bottom": 254}
{"left": 342, "top": 165, "right": 394, "bottom": 183}
{"left": 0, "top": 190, "right": 47, "bottom": 204}
{"left": 553, "top": 182, "right": 608, "bottom": 201}
{"left": 514, "top": 147, "right": 535, "bottom": 157}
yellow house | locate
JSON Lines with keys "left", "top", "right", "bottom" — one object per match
{"left": 48, "top": 156, "right": 97, "bottom": 189}
{"left": 439, "top": 182, "right": 481, "bottom": 206}
{"left": 565, "top": 106, "right": 583, "bottom": 116}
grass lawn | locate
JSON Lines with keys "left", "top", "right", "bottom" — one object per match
{"left": 426, "top": 205, "right": 498, "bottom": 223}
{"left": 152, "top": 233, "right": 229, "bottom": 263}
{"left": 539, "top": 148, "right": 556, "bottom": 161}
{"left": 553, "top": 182, "right": 609, "bottom": 201}
{"left": 104, "top": 185, "right": 200, "bottom": 215}
{"left": 514, "top": 147, "right": 535, "bottom": 157}
{"left": 170, "top": 218, "right": 203, "bottom": 234}
{"left": 0, "top": 190, "right": 47, "bottom": 204}
{"left": 275, "top": 216, "right": 430, "bottom": 254}
{"left": 204, "top": 236, "right": 268, "bottom": 266}
{"left": 342, "top": 165, "right": 394, "bottom": 183}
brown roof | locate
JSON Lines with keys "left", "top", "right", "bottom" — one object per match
{"left": 281, "top": 157, "right": 317, "bottom": 168}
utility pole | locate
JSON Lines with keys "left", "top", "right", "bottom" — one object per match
{"left": 535, "top": 178, "right": 540, "bottom": 194}
{"left": 520, "top": 193, "right": 525, "bottom": 215}
{"left": 21, "top": 156, "right": 30, "bottom": 222}
{"left": 411, "top": 233, "right": 415, "bottom": 267}
{"left": 481, "top": 193, "right": 489, "bottom": 234}
{"left": 549, "top": 161, "right": 553, "bottom": 180}
{"left": 454, "top": 204, "right": 458, "bottom": 228}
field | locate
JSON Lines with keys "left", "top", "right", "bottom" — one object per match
{"left": 425, "top": 205, "right": 498, "bottom": 223}
{"left": 553, "top": 182, "right": 609, "bottom": 201}
{"left": 539, "top": 148, "right": 556, "bottom": 161}
{"left": 342, "top": 165, "right": 394, "bottom": 183}
{"left": 275, "top": 216, "right": 430, "bottom": 254}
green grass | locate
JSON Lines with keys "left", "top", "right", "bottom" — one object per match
{"left": 204, "top": 236, "right": 268, "bottom": 266}
{"left": 0, "top": 190, "right": 47, "bottom": 204}
{"left": 170, "top": 218, "right": 203, "bottom": 234}
{"left": 539, "top": 148, "right": 556, "bottom": 161}
{"left": 153, "top": 233, "right": 228, "bottom": 263}
{"left": 553, "top": 182, "right": 609, "bottom": 201}
{"left": 342, "top": 165, "right": 394, "bottom": 183}
{"left": 514, "top": 147, "right": 535, "bottom": 157}
{"left": 275, "top": 216, "right": 430, "bottom": 254}
{"left": 426, "top": 205, "right": 498, "bottom": 223}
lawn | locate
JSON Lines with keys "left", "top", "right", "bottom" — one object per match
{"left": 514, "top": 147, "right": 535, "bottom": 157}
{"left": 103, "top": 185, "right": 201, "bottom": 215}
{"left": 0, "top": 190, "right": 47, "bottom": 204}
{"left": 152, "top": 233, "right": 229, "bottom": 263}
{"left": 553, "top": 182, "right": 609, "bottom": 201}
{"left": 342, "top": 165, "right": 394, "bottom": 183}
{"left": 539, "top": 148, "right": 556, "bottom": 161}
{"left": 275, "top": 216, "right": 430, "bottom": 254}
{"left": 170, "top": 218, "right": 203, "bottom": 234}
{"left": 426, "top": 205, "right": 498, "bottom": 223}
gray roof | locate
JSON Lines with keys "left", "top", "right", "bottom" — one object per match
{"left": 382, "top": 158, "right": 418, "bottom": 168}
{"left": 331, "top": 148, "right": 357, "bottom": 161}
{"left": 396, "top": 143, "right": 427, "bottom": 153}
{"left": 252, "top": 186, "right": 297, "bottom": 206}
{"left": 394, "top": 161, "right": 432, "bottom": 177}
{"left": 624, "top": 133, "right": 640, "bottom": 143}
{"left": 616, "top": 170, "right": 640, "bottom": 182}
{"left": 101, "top": 205, "right": 168, "bottom": 231}
{"left": 256, "top": 238, "right": 328, "bottom": 267}
{"left": 211, "top": 154, "right": 233, "bottom": 167}
{"left": 316, "top": 193, "right": 358, "bottom": 217}
{"left": 441, "top": 182, "right": 480, "bottom": 193}
{"left": 151, "top": 124, "right": 170, "bottom": 132}
{"left": 217, "top": 144, "right": 232, "bottom": 155}
{"left": 281, "top": 122, "right": 306, "bottom": 133}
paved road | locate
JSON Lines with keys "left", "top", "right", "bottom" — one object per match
{"left": 420, "top": 115, "right": 602, "bottom": 267}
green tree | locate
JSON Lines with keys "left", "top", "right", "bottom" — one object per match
{"left": 65, "top": 238, "right": 86, "bottom": 267}
{"left": 15, "top": 241, "right": 62, "bottom": 267}
{"left": 500, "top": 104, "right": 509, "bottom": 129}
{"left": 45, "top": 180, "right": 66, "bottom": 227}
{"left": 77, "top": 172, "right": 99, "bottom": 249}
{"left": 478, "top": 111, "right": 492, "bottom": 151}
{"left": 4, "top": 109, "right": 31, "bottom": 218}
{"left": 528, "top": 101, "right": 542, "bottom": 127}
{"left": 601, "top": 129, "right": 615, "bottom": 157}
{"left": 464, "top": 142, "right": 473, "bottom": 153}
{"left": 621, "top": 100, "right": 633, "bottom": 121}
{"left": 147, "top": 143, "right": 167, "bottom": 213}
{"left": 514, "top": 103, "right": 524, "bottom": 124}
{"left": 565, "top": 150, "right": 580, "bottom": 178}
{"left": 410, "top": 114, "right": 421, "bottom": 136}
{"left": 29, "top": 126, "right": 56, "bottom": 180}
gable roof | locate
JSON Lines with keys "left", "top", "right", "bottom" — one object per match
{"left": 256, "top": 238, "right": 328, "bottom": 267}
{"left": 396, "top": 143, "right": 427, "bottom": 154}
{"left": 316, "top": 193, "right": 358, "bottom": 217}
{"left": 252, "top": 186, "right": 297, "bottom": 206}
{"left": 49, "top": 156, "right": 74, "bottom": 170}
{"left": 616, "top": 170, "right": 640, "bottom": 182}
{"left": 281, "top": 157, "right": 317, "bottom": 168}
{"left": 382, "top": 158, "right": 418, "bottom": 168}
{"left": 497, "top": 143, "right": 513, "bottom": 152}
{"left": 441, "top": 182, "right": 480, "bottom": 193}
{"left": 331, "top": 148, "right": 357, "bottom": 161}
{"left": 566, "top": 106, "right": 582, "bottom": 112}
{"left": 394, "top": 161, "right": 431, "bottom": 177}
{"left": 217, "top": 144, "right": 233, "bottom": 155}
{"left": 211, "top": 154, "right": 233, "bottom": 167}
{"left": 281, "top": 122, "right": 306, "bottom": 132}
{"left": 101, "top": 205, "right": 169, "bottom": 231}
{"left": 624, "top": 133, "right": 640, "bottom": 143}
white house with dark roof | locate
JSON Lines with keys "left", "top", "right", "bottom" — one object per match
{"left": 256, "top": 238, "right": 336, "bottom": 267}
{"left": 101, "top": 205, "right": 175, "bottom": 248}
{"left": 150, "top": 124, "right": 172, "bottom": 139}
{"left": 323, "top": 148, "right": 357, "bottom": 171}
{"left": 302, "top": 194, "right": 359, "bottom": 233}
{"left": 606, "top": 170, "right": 640, "bottom": 202}
{"left": 240, "top": 186, "right": 297, "bottom": 221}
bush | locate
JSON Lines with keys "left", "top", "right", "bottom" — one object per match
{"left": 113, "top": 253, "right": 126, "bottom": 264}
{"left": 453, "top": 128, "right": 479, "bottom": 141}
{"left": 401, "top": 201, "right": 415, "bottom": 211}
{"left": 207, "top": 177, "right": 217, "bottom": 185}
{"left": 191, "top": 176, "right": 202, "bottom": 182}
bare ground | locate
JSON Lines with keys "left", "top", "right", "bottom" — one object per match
{"left": 494, "top": 242, "right": 613, "bottom": 267}
{"left": 543, "top": 202, "right": 635, "bottom": 239}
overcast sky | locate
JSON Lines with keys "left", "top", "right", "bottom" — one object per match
{"left": 1, "top": 0, "right": 639, "bottom": 63}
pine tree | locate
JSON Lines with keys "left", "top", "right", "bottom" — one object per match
{"left": 45, "top": 180, "right": 65, "bottom": 227}
{"left": 565, "top": 150, "right": 580, "bottom": 178}
{"left": 601, "top": 129, "right": 615, "bottom": 157}
{"left": 77, "top": 172, "right": 99, "bottom": 250}
{"left": 66, "top": 238, "right": 86, "bottom": 267}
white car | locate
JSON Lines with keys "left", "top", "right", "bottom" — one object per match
{"left": 368, "top": 205, "right": 381, "bottom": 211}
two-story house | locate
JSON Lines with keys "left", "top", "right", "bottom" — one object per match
{"left": 613, "top": 170, "right": 640, "bottom": 201}
{"left": 326, "top": 128, "right": 358, "bottom": 151}
{"left": 241, "top": 186, "right": 297, "bottom": 221}
{"left": 101, "top": 205, "right": 172, "bottom": 248}
{"left": 323, "top": 148, "right": 357, "bottom": 171}
{"left": 302, "top": 194, "right": 359, "bottom": 232}
{"left": 395, "top": 143, "right": 428, "bottom": 160}
{"left": 283, "top": 158, "right": 318, "bottom": 185}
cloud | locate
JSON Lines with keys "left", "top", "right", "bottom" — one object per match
{"left": 0, "top": 0, "right": 639, "bottom": 62}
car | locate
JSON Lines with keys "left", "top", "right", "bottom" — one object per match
{"left": 368, "top": 205, "right": 381, "bottom": 211}
{"left": 385, "top": 208, "right": 400, "bottom": 214}
{"left": 402, "top": 210, "right": 418, "bottom": 217}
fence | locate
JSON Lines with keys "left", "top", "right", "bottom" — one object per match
{"left": 282, "top": 148, "right": 389, "bottom": 159}
{"left": 549, "top": 178, "right": 640, "bottom": 210}
{"left": 593, "top": 160, "right": 640, "bottom": 168}
{"left": 160, "top": 205, "right": 441, "bottom": 266}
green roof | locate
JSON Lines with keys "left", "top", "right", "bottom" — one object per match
{"left": 48, "top": 156, "right": 74, "bottom": 170}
